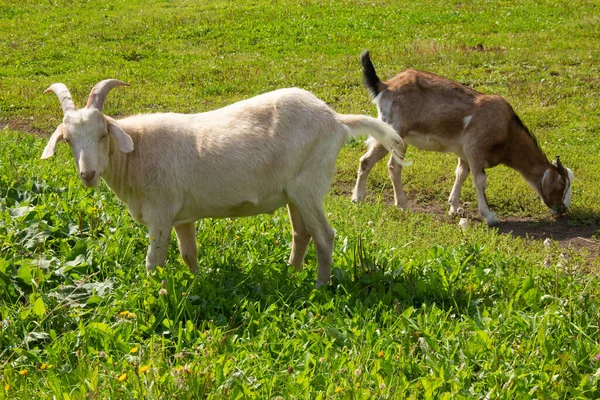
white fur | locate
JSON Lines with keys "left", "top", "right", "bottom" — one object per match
{"left": 44, "top": 86, "right": 405, "bottom": 287}
{"left": 372, "top": 92, "right": 383, "bottom": 105}
{"left": 542, "top": 168, "right": 552, "bottom": 191}
{"left": 563, "top": 168, "right": 574, "bottom": 208}
{"left": 463, "top": 115, "right": 473, "bottom": 129}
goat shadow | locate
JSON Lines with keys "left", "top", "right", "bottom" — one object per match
{"left": 494, "top": 213, "right": 600, "bottom": 257}
{"left": 404, "top": 197, "right": 600, "bottom": 256}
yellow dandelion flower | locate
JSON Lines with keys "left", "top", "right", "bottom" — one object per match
{"left": 40, "top": 363, "right": 47, "bottom": 370}
{"left": 4, "top": 383, "right": 10, "bottom": 391}
{"left": 130, "top": 347, "right": 138, "bottom": 354}
{"left": 378, "top": 350, "right": 384, "bottom": 358}
{"left": 335, "top": 386, "right": 342, "bottom": 393}
{"left": 139, "top": 365, "right": 150, "bottom": 374}
{"left": 119, "top": 311, "right": 129, "bottom": 317}
{"left": 118, "top": 373, "right": 127, "bottom": 382}
{"left": 181, "top": 292, "right": 186, "bottom": 296}
{"left": 128, "top": 312, "right": 136, "bottom": 319}
{"left": 19, "top": 369, "right": 27, "bottom": 376}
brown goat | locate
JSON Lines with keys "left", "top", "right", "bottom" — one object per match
{"left": 352, "top": 51, "right": 573, "bottom": 226}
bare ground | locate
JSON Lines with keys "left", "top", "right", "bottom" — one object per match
{"left": 333, "top": 176, "right": 600, "bottom": 262}
{"left": 497, "top": 217, "right": 600, "bottom": 257}
{"left": 1, "top": 118, "right": 46, "bottom": 136}
{"left": 404, "top": 198, "right": 599, "bottom": 260}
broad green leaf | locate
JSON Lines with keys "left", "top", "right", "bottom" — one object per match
{"left": 33, "top": 296, "right": 46, "bottom": 318}
{"left": 88, "top": 322, "right": 114, "bottom": 337}
{"left": 16, "top": 264, "right": 33, "bottom": 285}
{"left": 86, "top": 295, "right": 103, "bottom": 305}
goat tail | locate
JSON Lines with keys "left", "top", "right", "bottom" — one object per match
{"left": 338, "top": 114, "right": 410, "bottom": 166}
{"left": 361, "top": 50, "right": 384, "bottom": 99}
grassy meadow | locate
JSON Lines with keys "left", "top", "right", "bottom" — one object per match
{"left": 1, "top": 0, "right": 600, "bottom": 398}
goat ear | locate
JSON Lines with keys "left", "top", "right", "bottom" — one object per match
{"left": 541, "top": 167, "right": 560, "bottom": 196}
{"left": 41, "top": 124, "right": 65, "bottom": 159}
{"left": 541, "top": 168, "right": 552, "bottom": 189}
{"left": 106, "top": 116, "right": 134, "bottom": 153}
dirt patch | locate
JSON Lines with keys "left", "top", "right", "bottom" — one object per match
{"left": 414, "top": 200, "right": 599, "bottom": 259}
{"left": 462, "top": 43, "right": 506, "bottom": 54}
{"left": 1, "top": 118, "right": 46, "bottom": 136}
{"left": 410, "top": 198, "right": 599, "bottom": 259}
{"left": 334, "top": 178, "right": 600, "bottom": 260}
{"left": 497, "top": 217, "right": 600, "bottom": 258}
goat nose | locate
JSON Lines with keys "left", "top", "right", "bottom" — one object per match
{"left": 80, "top": 170, "right": 96, "bottom": 182}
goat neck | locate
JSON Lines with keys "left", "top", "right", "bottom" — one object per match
{"left": 501, "top": 122, "right": 552, "bottom": 197}
{"left": 102, "top": 126, "right": 137, "bottom": 204}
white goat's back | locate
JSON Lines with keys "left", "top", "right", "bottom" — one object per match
{"left": 110, "top": 88, "right": 399, "bottom": 223}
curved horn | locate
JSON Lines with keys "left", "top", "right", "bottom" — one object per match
{"left": 44, "top": 83, "right": 77, "bottom": 114}
{"left": 86, "top": 79, "right": 130, "bottom": 111}
{"left": 555, "top": 156, "right": 565, "bottom": 174}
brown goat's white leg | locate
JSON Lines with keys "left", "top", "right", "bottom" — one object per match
{"left": 174, "top": 222, "right": 199, "bottom": 274}
{"left": 294, "top": 201, "right": 334, "bottom": 288}
{"left": 448, "top": 158, "right": 470, "bottom": 215}
{"left": 145, "top": 222, "right": 172, "bottom": 273}
{"left": 471, "top": 167, "right": 500, "bottom": 227}
{"left": 387, "top": 152, "right": 409, "bottom": 208}
{"left": 352, "top": 141, "right": 389, "bottom": 202}
{"left": 287, "top": 203, "right": 311, "bottom": 271}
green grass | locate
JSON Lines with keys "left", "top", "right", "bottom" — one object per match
{"left": 1, "top": 0, "right": 600, "bottom": 398}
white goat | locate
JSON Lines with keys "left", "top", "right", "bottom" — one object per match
{"left": 42, "top": 80, "right": 405, "bottom": 287}
{"left": 352, "top": 51, "right": 574, "bottom": 226}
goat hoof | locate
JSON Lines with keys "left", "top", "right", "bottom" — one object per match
{"left": 145, "top": 265, "right": 157, "bottom": 276}
{"left": 315, "top": 279, "right": 329, "bottom": 289}
{"left": 448, "top": 206, "right": 464, "bottom": 216}
{"left": 486, "top": 218, "right": 501, "bottom": 227}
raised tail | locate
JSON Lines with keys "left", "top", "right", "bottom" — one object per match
{"left": 361, "top": 50, "right": 384, "bottom": 99}
{"left": 338, "top": 114, "right": 409, "bottom": 166}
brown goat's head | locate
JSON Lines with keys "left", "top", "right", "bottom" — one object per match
{"left": 541, "top": 156, "right": 574, "bottom": 216}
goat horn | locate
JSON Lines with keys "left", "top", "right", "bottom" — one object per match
{"left": 86, "top": 79, "right": 129, "bottom": 111}
{"left": 44, "top": 83, "right": 77, "bottom": 114}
